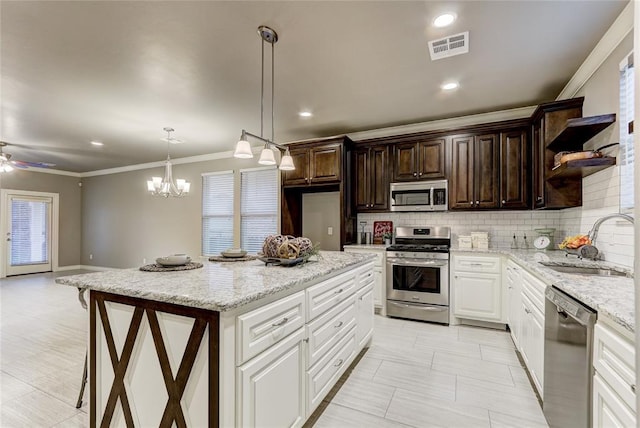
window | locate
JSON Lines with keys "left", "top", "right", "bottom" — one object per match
{"left": 202, "top": 171, "right": 234, "bottom": 255}
{"left": 240, "top": 168, "right": 278, "bottom": 253}
{"left": 202, "top": 167, "right": 278, "bottom": 256}
{"left": 620, "top": 52, "right": 634, "bottom": 210}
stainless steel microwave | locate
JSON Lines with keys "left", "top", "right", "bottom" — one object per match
{"left": 390, "top": 180, "right": 448, "bottom": 212}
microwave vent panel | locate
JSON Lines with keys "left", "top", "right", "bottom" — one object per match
{"left": 428, "top": 31, "right": 469, "bottom": 60}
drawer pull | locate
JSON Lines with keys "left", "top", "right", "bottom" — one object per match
{"left": 524, "top": 308, "right": 531, "bottom": 314}
{"left": 469, "top": 263, "right": 484, "bottom": 267}
{"left": 632, "top": 385, "right": 636, "bottom": 393}
{"left": 334, "top": 321, "right": 343, "bottom": 329}
{"left": 334, "top": 358, "right": 344, "bottom": 367}
{"left": 334, "top": 288, "right": 344, "bottom": 295}
{"left": 271, "top": 317, "right": 289, "bottom": 327}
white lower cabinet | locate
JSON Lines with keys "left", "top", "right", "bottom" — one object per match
{"left": 505, "top": 260, "right": 522, "bottom": 348}
{"left": 343, "top": 247, "right": 386, "bottom": 313}
{"left": 452, "top": 254, "right": 503, "bottom": 322}
{"left": 306, "top": 327, "right": 357, "bottom": 414}
{"left": 234, "top": 261, "right": 375, "bottom": 427}
{"left": 592, "top": 318, "right": 636, "bottom": 427}
{"left": 237, "top": 328, "right": 306, "bottom": 428}
{"left": 519, "top": 292, "right": 544, "bottom": 395}
{"left": 355, "top": 282, "right": 374, "bottom": 348}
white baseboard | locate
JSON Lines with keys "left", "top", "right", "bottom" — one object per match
{"left": 56, "top": 264, "right": 118, "bottom": 272}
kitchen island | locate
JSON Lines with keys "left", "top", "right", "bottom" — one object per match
{"left": 56, "top": 251, "right": 376, "bottom": 428}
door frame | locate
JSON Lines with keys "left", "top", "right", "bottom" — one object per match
{"left": 0, "top": 189, "right": 60, "bottom": 278}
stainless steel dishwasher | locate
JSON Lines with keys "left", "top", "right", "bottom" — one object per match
{"left": 543, "top": 286, "right": 597, "bottom": 428}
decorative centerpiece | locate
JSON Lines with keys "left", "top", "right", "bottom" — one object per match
{"left": 259, "top": 235, "right": 320, "bottom": 266}
{"left": 558, "top": 234, "right": 598, "bottom": 258}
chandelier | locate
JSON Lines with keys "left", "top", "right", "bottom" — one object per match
{"left": 146, "top": 127, "right": 191, "bottom": 197}
{"left": 233, "top": 26, "right": 295, "bottom": 171}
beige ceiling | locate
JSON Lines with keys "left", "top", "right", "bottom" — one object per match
{"left": 0, "top": 1, "right": 628, "bottom": 173}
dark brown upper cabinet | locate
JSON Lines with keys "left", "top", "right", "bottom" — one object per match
{"left": 392, "top": 138, "right": 446, "bottom": 182}
{"left": 500, "top": 129, "right": 529, "bottom": 209}
{"left": 531, "top": 97, "right": 584, "bottom": 209}
{"left": 282, "top": 142, "right": 342, "bottom": 187}
{"left": 354, "top": 144, "right": 390, "bottom": 212}
{"left": 450, "top": 134, "right": 499, "bottom": 210}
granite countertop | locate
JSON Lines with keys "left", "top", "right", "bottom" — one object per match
{"left": 55, "top": 251, "right": 375, "bottom": 312}
{"left": 343, "top": 244, "right": 388, "bottom": 250}
{"left": 452, "top": 247, "right": 635, "bottom": 333}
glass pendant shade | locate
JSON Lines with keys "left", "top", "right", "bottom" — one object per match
{"left": 279, "top": 150, "right": 295, "bottom": 171}
{"left": 258, "top": 147, "right": 276, "bottom": 165}
{"left": 234, "top": 139, "right": 253, "bottom": 158}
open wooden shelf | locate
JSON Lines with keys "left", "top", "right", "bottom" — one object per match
{"left": 546, "top": 114, "right": 616, "bottom": 151}
{"left": 547, "top": 156, "right": 616, "bottom": 181}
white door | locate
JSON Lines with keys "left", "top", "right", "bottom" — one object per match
{"left": 2, "top": 191, "right": 57, "bottom": 276}
{"left": 453, "top": 272, "right": 502, "bottom": 321}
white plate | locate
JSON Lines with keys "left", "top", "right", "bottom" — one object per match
{"left": 221, "top": 251, "right": 247, "bottom": 258}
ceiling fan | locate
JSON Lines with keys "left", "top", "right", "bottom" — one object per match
{"left": 0, "top": 142, "right": 56, "bottom": 172}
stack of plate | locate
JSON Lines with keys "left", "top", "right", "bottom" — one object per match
{"left": 221, "top": 248, "right": 247, "bottom": 258}
{"left": 156, "top": 254, "right": 191, "bottom": 266}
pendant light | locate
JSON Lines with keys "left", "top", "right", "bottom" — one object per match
{"left": 233, "top": 26, "right": 295, "bottom": 171}
{"left": 147, "top": 127, "right": 191, "bottom": 197}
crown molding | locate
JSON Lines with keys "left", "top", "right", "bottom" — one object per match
{"left": 556, "top": 1, "right": 633, "bottom": 100}
{"left": 14, "top": 166, "right": 82, "bottom": 177}
{"left": 347, "top": 105, "right": 536, "bottom": 141}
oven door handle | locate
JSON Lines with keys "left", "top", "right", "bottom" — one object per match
{"left": 387, "top": 259, "right": 448, "bottom": 267}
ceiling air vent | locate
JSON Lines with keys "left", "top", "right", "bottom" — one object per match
{"left": 428, "top": 31, "right": 469, "bottom": 61}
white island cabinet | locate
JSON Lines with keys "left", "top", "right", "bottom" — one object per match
{"left": 56, "top": 251, "right": 375, "bottom": 428}
{"left": 343, "top": 245, "right": 386, "bottom": 314}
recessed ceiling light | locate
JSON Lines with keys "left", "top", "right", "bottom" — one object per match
{"left": 434, "top": 13, "right": 456, "bottom": 28}
{"left": 299, "top": 111, "right": 313, "bottom": 118}
{"left": 90, "top": 141, "right": 104, "bottom": 146}
{"left": 441, "top": 81, "right": 459, "bottom": 91}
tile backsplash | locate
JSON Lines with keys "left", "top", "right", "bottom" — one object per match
{"left": 357, "top": 211, "right": 564, "bottom": 249}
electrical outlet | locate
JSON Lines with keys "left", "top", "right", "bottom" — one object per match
{"left": 327, "top": 227, "right": 333, "bottom": 236}
{"left": 89, "top": 254, "right": 93, "bottom": 260}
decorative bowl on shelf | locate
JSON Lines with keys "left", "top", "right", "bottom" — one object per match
{"left": 156, "top": 254, "right": 191, "bottom": 266}
{"left": 221, "top": 248, "right": 248, "bottom": 258}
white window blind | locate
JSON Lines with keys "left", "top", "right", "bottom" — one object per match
{"left": 202, "top": 172, "right": 234, "bottom": 255}
{"left": 240, "top": 168, "right": 278, "bottom": 253}
{"left": 10, "top": 198, "right": 50, "bottom": 266}
{"left": 620, "top": 53, "right": 634, "bottom": 210}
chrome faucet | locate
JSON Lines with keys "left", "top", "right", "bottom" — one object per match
{"left": 588, "top": 213, "right": 635, "bottom": 245}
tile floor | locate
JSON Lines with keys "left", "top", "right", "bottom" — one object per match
{"left": 0, "top": 271, "right": 548, "bottom": 427}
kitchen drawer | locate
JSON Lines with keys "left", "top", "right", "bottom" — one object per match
{"left": 344, "top": 248, "right": 384, "bottom": 268}
{"left": 453, "top": 255, "right": 501, "bottom": 273}
{"left": 594, "top": 322, "right": 636, "bottom": 411}
{"left": 236, "top": 291, "right": 306, "bottom": 365}
{"left": 306, "top": 326, "right": 357, "bottom": 415}
{"left": 356, "top": 262, "right": 375, "bottom": 290}
{"left": 520, "top": 269, "right": 546, "bottom": 312}
{"left": 307, "top": 270, "right": 356, "bottom": 320}
{"left": 306, "top": 297, "right": 356, "bottom": 368}
{"left": 593, "top": 373, "right": 636, "bottom": 428}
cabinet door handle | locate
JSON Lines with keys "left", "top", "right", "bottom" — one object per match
{"left": 334, "top": 288, "right": 344, "bottom": 295}
{"left": 334, "top": 321, "right": 344, "bottom": 328}
{"left": 476, "top": 200, "right": 479, "bottom": 204}
{"left": 272, "top": 317, "right": 289, "bottom": 327}
{"left": 470, "top": 201, "right": 474, "bottom": 205}
{"left": 632, "top": 384, "right": 636, "bottom": 393}
{"left": 334, "top": 358, "right": 344, "bottom": 367}
{"left": 502, "top": 200, "right": 506, "bottom": 204}
{"left": 537, "top": 196, "right": 543, "bottom": 201}
{"left": 419, "top": 172, "right": 423, "bottom": 176}
{"left": 413, "top": 172, "right": 417, "bottom": 177}
{"left": 524, "top": 308, "right": 531, "bottom": 314}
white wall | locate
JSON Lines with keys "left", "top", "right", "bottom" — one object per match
{"left": 559, "top": 32, "right": 634, "bottom": 268}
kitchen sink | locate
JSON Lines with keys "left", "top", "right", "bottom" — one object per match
{"left": 540, "top": 264, "right": 632, "bottom": 278}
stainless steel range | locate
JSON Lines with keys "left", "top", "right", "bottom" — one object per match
{"left": 386, "top": 226, "right": 451, "bottom": 324}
